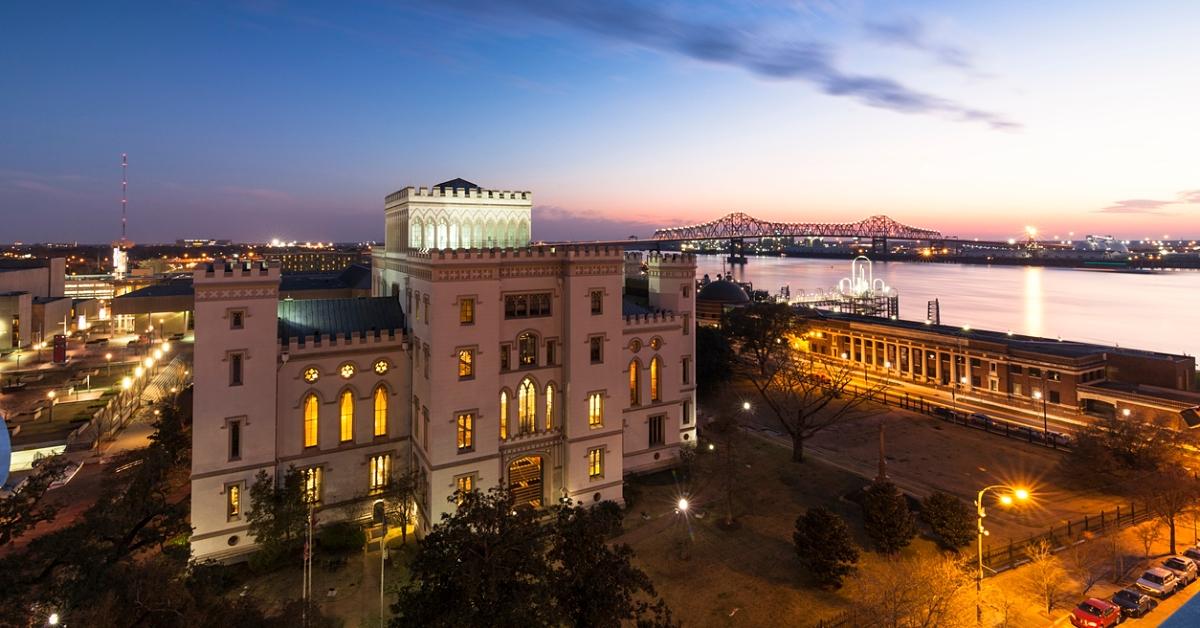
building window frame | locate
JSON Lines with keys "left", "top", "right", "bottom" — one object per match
{"left": 517, "top": 332, "right": 538, "bottom": 368}
{"left": 373, "top": 385, "right": 388, "bottom": 437}
{"left": 459, "top": 296, "right": 475, "bottom": 325}
{"left": 458, "top": 347, "right": 476, "bottom": 380}
{"left": 590, "top": 289, "right": 603, "bottom": 315}
{"left": 649, "top": 414, "right": 665, "bottom": 447}
{"left": 303, "top": 392, "right": 319, "bottom": 448}
{"left": 225, "top": 482, "right": 242, "bottom": 521}
{"left": 587, "top": 391, "right": 604, "bottom": 428}
{"left": 226, "top": 417, "right": 243, "bottom": 461}
{"left": 589, "top": 335, "right": 604, "bottom": 365}
{"left": 456, "top": 411, "right": 475, "bottom": 453}
{"left": 369, "top": 453, "right": 391, "bottom": 495}
{"left": 588, "top": 447, "right": 604, "bottom": 480}
{"left": 228, "top": 308, "right": 246, "bottom": 330}
{"left": 228, "top": 351, "right": 245, "bottom": 386}
{"left": 339, "top": 389, "right": 355, "bottom": 443}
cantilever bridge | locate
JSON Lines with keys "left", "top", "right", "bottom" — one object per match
{"left": 650, "top": 212, "right": 942, "bottom": 241}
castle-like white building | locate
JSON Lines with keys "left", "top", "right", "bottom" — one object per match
{"left": 190, "top": 179, "right": 697, "bottom": 561}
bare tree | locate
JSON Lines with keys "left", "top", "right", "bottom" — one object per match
{"left": 704, "top": 407, "right": 744, "bottom": 529}
{"left": 1021, "top": 540, "right": 1070, "bottom": 615}
{"left": 1143, "top": 468, "right": 1200, "bottom": 554}
{"left": 1134, "top": 522, "right": 1163, "bottom": 559}
{"left": 849, "top": 554, "right": 974, "bottom": 628}
{"left": 1061, "top": 537, "right": 1109, "bottom": 595}
{"left": 1105, "top": 530, "right": 1132, "bottom": 582}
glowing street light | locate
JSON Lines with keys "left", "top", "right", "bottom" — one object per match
{"left": 143, "top": 356, "right": 154, "bottom": 369}
{"left": 153, "top": 349, "right": 163, "bottom": 361}
{"left": 122, "top": 376, "right": 133, "bottom": 390}
{"left": 742, "top": 401, "right": 751, "bottom": 412}
{"left": 677, "top": 498, "right": 689, "bottom": 513}
{"left": 48, "top": 612, "right": 60, "bottom": 626}
{"left": 134, "top": 366, "right": 144, "bottom": 378}
{"left": 105, "top": 352, "right": 113, "bottom": 376}
{"left": 975, "top": 485, "right": 1032, "bottom": 623}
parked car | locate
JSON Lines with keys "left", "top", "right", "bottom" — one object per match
{"left": 1162, "top": 555, "right": 1198, "bottom": 585}
{"left": 1110, "top": 587, "right": 1158, "bottom": 619}
{"left": 1069, "top": 598, "right": 1122, "bottom": 628}
{"left": 1012, "top": 425, "right": 1044, "bottom": 442}
{"left": 968, "top": 412, "right": 992, "bottom": 427}
{"left": 1048, "top": 431, "right": 1072, "bottom": 447}
{"left": 169, "top": 332, "right": 185, "bottom": 341}
{"left": 1182, "top": 545, "right": 1200, "bottom": 563}
{"left": 1136, "top": 567, "right": 1181, "bottom": 598}
{"left": 932, "top": 407, "right": 955, "bottom": 419}
{"left": 85, "top": 336, "right": 109, "bottom": 346}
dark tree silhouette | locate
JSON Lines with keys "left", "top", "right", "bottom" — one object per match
{"left": 793, "top": 507, "right": 860, "bottom": 588}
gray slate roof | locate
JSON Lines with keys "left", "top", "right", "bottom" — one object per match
{"left": 277, "top": 297, "right": 405, "bottom": 340}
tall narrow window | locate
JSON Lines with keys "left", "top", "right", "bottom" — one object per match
{"left": 226, "top": 483, "right": 241, "bottom": 520}
{"left": 302, "top": 467, "right": 322, "bottom": 504}
{"left": 682, "top": 357, "right": 691, "bottom": 384}
{"left": 422, "top": 407, "right": 429, "bottom": 451}
{"left": 518, "top": 333, "right": 537, "bottom": 367}
{"left": 229, "top": 419, "right": 241, "bottom": 461}
{"left": 455, "top": 474, "right": 474, "bottom": 504}
{"left": 682, "top": 400, "right": 692, "bottom": 425}
{"left": 546, "top": 339, "right": 557, "bottom": 366}
{"left": 650, "top": 357, "right": 661, "bottom": 402}
{"left": 629, "top": 360, "right": 641, "bottom": 406}
{"left": 518, "top": 379, "right": 536, "bottom": 433}
{"left": 649, "top": 415, "right": 665, "bottom": 447}
{"left": 590, "top": 289, "right": 603, "bottom": 315}
{"left": 589, "top": 337, "right": 603, "bottom": 364}
{"left": 369, "top": 454, "right": 390, "bottom": 494}
{"left": 588, "top": 392, "right": 603, "bottom": 428}
{"left": 339, "top": 390, "right": 354, "bottom": 442}
{"left": 545, "top": 384, "right": 555, "bottom": 430}
{"left": 459, "top": 297, "right": 475, "bottom": 325}
{"left": 230, "top": 310, "right": 245, "bottom": 330}
{"left": 588, "top": 447, "right": 604, "bottom": 479}
{"left": 500, "top": 344, "right": 511, "bottom": 371}
{"left": 303, "top": 393, "right": 319, "bottom": 448}
{"left": 229, "top": 353, "right": 243, "bottom": 386}
{"left": 499, "top": 391, "right": 509, "bottom": 440}
{"left": 457, "top": 412, "right": 474, "bottom": 452}
{"left": 373, "top": 386, "right": 387, "bottom": 437}
{"left": 458, "top": 348, "right": 474, "bottom": 379}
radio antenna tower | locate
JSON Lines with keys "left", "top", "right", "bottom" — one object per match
{"left": 112, "top": 153, "right": 132, "bottom": 279}
{"left": 121, "top": 153, "right": 128, "bottom": 240}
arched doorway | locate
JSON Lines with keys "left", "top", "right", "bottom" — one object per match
{"left": 508, "top": 456, "right": 543, "bottom": 508}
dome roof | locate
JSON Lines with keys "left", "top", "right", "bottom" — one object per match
{"left": 698, "top": 279, "right": 750, "bottom": 304}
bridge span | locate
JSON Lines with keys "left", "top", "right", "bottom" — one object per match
{"left": 650, "top": 212, "right": 942, "bottom": 241}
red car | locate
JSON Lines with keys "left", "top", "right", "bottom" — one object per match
{"left": 1070, "top": 598, "right": 1121, "bottom": 628}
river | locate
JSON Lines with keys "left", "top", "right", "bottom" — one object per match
{"left": 698, "top": 255, "right": 1200, "bottom": 363}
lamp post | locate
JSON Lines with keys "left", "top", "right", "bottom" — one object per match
{"left": 46, "top": 390, "right": 56, "bottom": 423}
{"left": 105, "top": 352, "right": 113, "bottom": 376}
{"left": 676, "top": 497, "right": 691, "bottom": 560}
{"left": 975, "top": 485, "right": 1030, "bottom": 624}
{"left": 1033, "top": 390, "right": 1048, "bottom": 438}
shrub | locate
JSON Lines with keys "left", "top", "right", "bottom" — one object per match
{"left": 793, "top": 507, "right": 859, "bottom": 588}
{"left": 861, "top": 480, "right": 916, "bottom": 554}
{"left": 921, "top": 491, "right": 975, "bottom": 549}
{"left": 316, "top": 521, "right": 365, "bottom": 553}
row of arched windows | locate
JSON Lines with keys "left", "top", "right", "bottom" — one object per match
{"left": 302, "top": 385, "right": 389, "bottom": 448}
{"left": 499, "top": 378, "right": 556, "bottom": 440}
{"left": 629, "top": 356, "right": 663, "bottom": 407}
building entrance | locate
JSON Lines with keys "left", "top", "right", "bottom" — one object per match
{"left": 508, "top": 456, "right": 543, "bottom": 508}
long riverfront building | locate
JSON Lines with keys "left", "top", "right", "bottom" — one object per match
{"left": 190, "top": 179, "right": 697, "bottom": 561}
{"left": 797, "top": 311, "right": 1200, "bottom": 426}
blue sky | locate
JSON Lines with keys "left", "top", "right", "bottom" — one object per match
{"left": 2, "top": 1, "right": 1198, "bottom": 243}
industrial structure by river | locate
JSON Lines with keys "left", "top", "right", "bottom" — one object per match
{"left": 699, "top": 255, "right": 1200, "bottom": 365}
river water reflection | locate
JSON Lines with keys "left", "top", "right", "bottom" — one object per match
{"left": 699, "top": 255, "right": 1200, "bottom": 363}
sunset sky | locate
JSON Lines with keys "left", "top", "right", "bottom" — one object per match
{"left": 2, "top": 1, "right": 1199, "bottom": 243}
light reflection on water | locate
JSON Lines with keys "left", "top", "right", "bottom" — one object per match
{"left": 699, "top": 255, "right": 1200, "bottom": 361}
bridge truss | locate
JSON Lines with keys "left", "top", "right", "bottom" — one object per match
{"left": 651, "top": 212, "right": 942, "bottom": 241}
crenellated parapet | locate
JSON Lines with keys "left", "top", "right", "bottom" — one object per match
{"left": 407, "top": 244, "right": 625, "bottom": 262}
{"left": 282, "top": 328, "right": 406, "bottom": 353}
{"left": 196, "top": 259, "right": 281, "bottom": 281}
{"left": 387, "top": 186, "right": 532, "bottom": 204}
{"left": 623, "top": 310, "right": 679, "bottom": 327}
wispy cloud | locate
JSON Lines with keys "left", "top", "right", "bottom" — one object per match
{"left": 1099, "top": 190, "right": 1200, "bottom": 214}
{"left": 432, "top": 0, "right": 1019, "bottom": 130}
{"left": 863, "top": 16, "right": 974, "bottom": 71}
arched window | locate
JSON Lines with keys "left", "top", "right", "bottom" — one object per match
{"left": 339, "top": 390, "right": 354, "bottom": 442}
{"left": 518, "top": 332, "right": 538, "bottom": 367}
{"left": 303, "top": 393, "right": 319, "bottom": 448}
{"left": 650, "top": 356, "right": 662, "bottom": 402}
{"left": 518, "top": 378, "right": 536, "bottom": 434}
{"left": 545, "top": 383, "right": 555, "bottom": 431}
{"left": 373, "top": 385, "right": 387, "bottom": 437}
{"left": 629, "top": 360, "right": 641, "bottom": 406}
{"left": 500, "top": 390, "right": 509, "bottom": 440}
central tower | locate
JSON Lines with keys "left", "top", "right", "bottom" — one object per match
{"left": 382, "top": 178, "right": 532, "bottom": 254}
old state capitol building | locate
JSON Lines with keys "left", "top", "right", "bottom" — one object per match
{"left": 189, "top": 179, "right": 698, "bottom": 560}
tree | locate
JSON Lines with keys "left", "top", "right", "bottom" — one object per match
{"left": 694, "top": 324, "right": 734, "bottom": 394}
{"left": 1142, "top": 468, "right": 1200, "bottom": 554}
{"left": 0, "top": 455, "right": 69, "bottom": 546}
{"left": 392, "top": 487, "right": 555, "bottom": 627}
{"left": 1061, "top": 536, "right": 1109, "bottom": 595}
{"left": 861, "top": 479, "right": 916, "bottom": 554}
{"left": 1021, "top": 540, "right": 1070, "bottom": 614}
{"left": 1065, "top": 413, "right": 1187, "bottom": 480}
{"left": 793, "top": 507, "right": 859, "bottom": 589}
{"left": 702, "top": 400, "right": 745, "bottom": 528}
{"left": 1134, "top": 521, "right": 1163, "bottom": 558}
{"left": 549, "top": 502, "right": 677, "bottom": 628}
{"left": 245, "top": 467, "right": 308, "bottom": 565}
{"left": 849, "top": 554, "right": 974, "bottom": 628}
{"left": 725, "top": 301, "right": 797, "bottom": 375}
{"left": 920, "top": 491, "right": 975, "bottom": 550}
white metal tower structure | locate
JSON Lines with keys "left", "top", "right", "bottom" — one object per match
{"left": 112, "top": 153, "right": 132, "bottom": 279}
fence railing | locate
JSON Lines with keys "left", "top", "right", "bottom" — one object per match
{"left": 65, "top": 355, "right": 190, "bottom": 451}
{"left": 982, "top": 500, "right": 1154, "bottom": 572}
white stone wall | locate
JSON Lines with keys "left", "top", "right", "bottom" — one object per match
{"left": 384, "top": 185, "right": 532, "bottom": 252}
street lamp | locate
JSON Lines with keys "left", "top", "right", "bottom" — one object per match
{"left": 46, "top": 390, "right": 56, "bottom": 423}
{"left": 47, "top": 612, "right": 60, "bottom": 626}
{"left": 1033, "top": 390, "right": 1049, "bottom": 439}
{"left": 105, "top": 352, "right": 113, "bottom": 376}
{"left": 741, "top": 401, "right": 751, "bottom": 412}
{"left": 134, "top": 366, "right": 144, "bottom": 378}
{"left": 1122, "top": 408, "right": 1131, "bottom": 418}
{"left": 975, "top": 485, "right": 1031, "bottom": 624}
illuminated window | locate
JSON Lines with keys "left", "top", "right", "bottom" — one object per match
{"left": 301, "top": 467, "right": 322, "bottom": 504}
{"left": 458, "top": 348, "right": 474, "bottom": 379}
{"left": 590, "top": 289, "right": 603, "bottom": 315}
{"left": 650, "top": 337, "right": 662, "bottom": 350}
{"left": 504, "top": 292, "right": 551, "bottom": 319}
{"left": 303, "top": 367, "right": 320, "bottom": 383}
{"left": 650, "top": 357, "right": 661, "bottom": 402}
{"left": 303, "top": 393, "right": 319, "bottom": 448}
{"left": 369, "top": 453, "right": 390, "bottom": 494}
{"left": 226, "top": 483, "right": 241, "bottom": 520}
{"left": 460, "top": 298, "right": 475, "bottom": 325}
{"left": 588, "top": 392, "right": 603, "bottom": 428}
{"left": 518, "top": 379, "right": 536, "bottom": 433}
{"left": 455, "top": 474, "right": 474, "bottom": 505}
{"left": 339, "top": 390, "right": 354, "bottom": 442}
{"left": 373, "top": 385, "right": 387, "bottom": 437}
{"left": 588, "top": 447, "right": 604, "bottom": 479}
{"left": 373, "top": 359, "right": 388, "bottom": 375}
{"left": 340, "top": 363, "right": 356, "bottom": 379}
{"left": 518, "top": 332, "right": 537, "bottom": 367}
{"left": 629, "top": 360, "right": 641, "bottom": 406}
{"left": 545, "top": 383, "right": 555, "bottom": 430}
{"left": 499, "top": 391, "right": 509, "bottom": 440}
{"left": 457, "top": 412, "right": 474, "bottom": 452}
